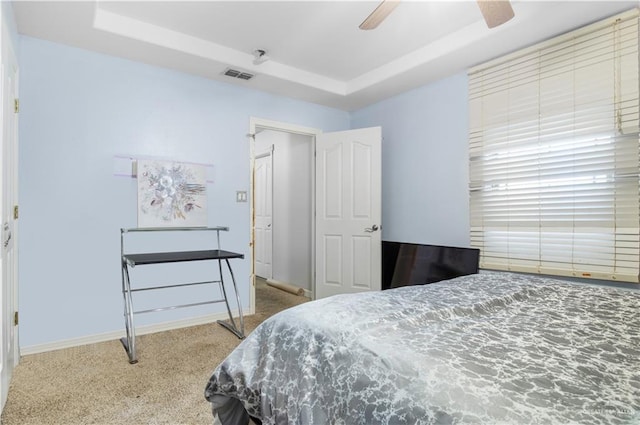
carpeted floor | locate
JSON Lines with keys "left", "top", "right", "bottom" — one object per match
{"left": 1, "top": 279, "right": 308, "bottom": 425}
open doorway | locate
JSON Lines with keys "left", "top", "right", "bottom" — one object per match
{"left": 248, "top": 118, "right": 321, "bottom": 313}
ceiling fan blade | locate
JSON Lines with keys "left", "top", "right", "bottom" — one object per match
{"left": 476, "top": 0, "right": 514, "bottom": 29}
{"left": 359, "top": 0, "right": 400, "bottom": 30}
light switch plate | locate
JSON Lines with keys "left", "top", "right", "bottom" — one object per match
{"left": 236, "top": 191, "right": 247, "bottom": 202}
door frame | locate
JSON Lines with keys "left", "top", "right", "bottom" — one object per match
{"left": 0, "top": 18, "right": 18, "bottom": 412}
{"left": 248, "top": 117, "right": 321, "bottom": 312}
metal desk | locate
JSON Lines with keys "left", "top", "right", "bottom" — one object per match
{"left": 120, "top": 227, "right": 245, "bottom": 364}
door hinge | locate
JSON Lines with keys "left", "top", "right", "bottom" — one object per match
{"left": 14, "top": 98, "right": 19, "bottom": 113}
{"left": 13, "top": 205, "right": 18, "bottom": 220}
{"left": 13, "top": 311, "right": 18, "bottom": 326}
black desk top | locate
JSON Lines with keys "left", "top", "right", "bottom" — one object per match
{"left": 123, "top": 250, "right": 244, "bottom": 267}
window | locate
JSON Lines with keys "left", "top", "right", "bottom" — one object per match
{"left": 469, "top": 10, "right": 640, "bottom": 282}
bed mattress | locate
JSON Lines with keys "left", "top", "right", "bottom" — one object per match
{"left": 205, "top": 272, "right": 640, "bottom": 424}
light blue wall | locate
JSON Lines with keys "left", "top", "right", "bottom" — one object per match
{"left": 18, "top": 36, "right": 350, "bottom": 348}
{"left": 351, "top": 73, "right": 470, "bottom": 247}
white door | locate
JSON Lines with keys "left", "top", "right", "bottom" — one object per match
{"left": 315, "top": 127, "right": 382, "bottom": 299}
{"left": 0, "top": 28, "right": 18, "bottom": 411}
{"left": 254, "top": 150, "right": 273, "bottom": 279}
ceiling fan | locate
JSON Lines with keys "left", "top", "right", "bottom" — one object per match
{"left": 359, "top": 0, "right": 515, "bottom": 30}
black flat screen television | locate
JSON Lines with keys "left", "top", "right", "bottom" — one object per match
{"left": 382, "top": 241, "right": 480, "bottom": 290}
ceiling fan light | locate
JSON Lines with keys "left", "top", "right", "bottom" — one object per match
{"left": 359, "top": 0, "right": 401, "bottom": 30}
{"left": 477, "top": 0, "right": 514, "bottom": 29}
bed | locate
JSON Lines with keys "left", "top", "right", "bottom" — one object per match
{"left": 204, "top": 272, "right": 640, "bottom": 424}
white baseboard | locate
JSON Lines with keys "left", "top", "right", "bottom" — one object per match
{"left": 20, "top": 309, "right": 248, "bottom": 356}
{"left": 303, "top": 288, "right": 313, "bottom": 298}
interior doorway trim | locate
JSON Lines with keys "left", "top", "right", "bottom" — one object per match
{"left": 248, "top": 117, "right": 322, "bottom": 314}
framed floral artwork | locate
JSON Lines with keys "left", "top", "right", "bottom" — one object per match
{"left": 137, "top": 159, "right": 207, "bottom": 228}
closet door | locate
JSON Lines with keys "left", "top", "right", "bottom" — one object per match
{"left": 254, "top": 150, "right": 273, "bottom": 279}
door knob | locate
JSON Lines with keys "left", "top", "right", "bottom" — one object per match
{"left": 364, "top": 224, "right": 379, "bottom": 233}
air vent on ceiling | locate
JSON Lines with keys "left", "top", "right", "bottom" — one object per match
{"left": 222, "top": 68, "right": 254, "bottom": 81}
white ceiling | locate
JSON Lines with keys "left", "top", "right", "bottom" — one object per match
{"left": 12, "top": 1, "right": 639, "bottom": 111}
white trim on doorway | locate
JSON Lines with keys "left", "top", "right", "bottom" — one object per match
{"left": 0, "top": 18, "right": 19, "bottom": 412}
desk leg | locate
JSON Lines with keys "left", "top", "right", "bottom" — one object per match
{"left": 120, "top": 262, "right": 138, "bottom": 364}
{"left": 216, "top": 259, "right": 245, "bottom": 339}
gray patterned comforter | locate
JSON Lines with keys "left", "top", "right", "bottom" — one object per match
{"left": 205, "top": 272, "right": 640, "bottom": 424}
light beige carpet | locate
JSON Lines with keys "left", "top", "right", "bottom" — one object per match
{"left": 1, "top": 279, "right": 308, "bottom": 425}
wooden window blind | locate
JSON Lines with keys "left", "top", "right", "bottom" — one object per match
{"left": 468, "top": 9, "right": 640, "bottom": 283}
